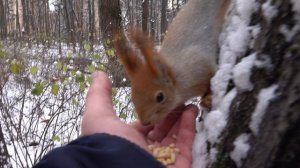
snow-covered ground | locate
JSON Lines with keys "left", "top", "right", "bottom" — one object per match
{"left": 0, "top": 42, "right": 133, "bottom": 167}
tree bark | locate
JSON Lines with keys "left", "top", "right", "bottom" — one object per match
{"left": 0, "top": 0, "right": 7, "bottom": 38}
{"left": 62, "top": 0, "right": 76, "bottom": 50}
{"left": 209, "top": 0, "right": 300, "bottom": 167}
{"left": 15, "top": 0, "right": 21, "bottom": 38}
{"left": 142, "top": 0, "right": 149, "bottom": 33}
{"left": 88, "top": 0, "right": 94, "bottom": 51}
{"left": 30, "top": 0, "right": 36, "bottom": 37}
{"left": 58, "top": 0, "right": 62, "bottom": 54}
{"left": 160, "top": 0, "right": 168, "bottom": 41}
{"left": 94, "top": 0, "right": 100, "bottom": 38}
{"left": 20, "top": 0, "right": 29, "bottom": 36}
{"left": 150, "top": 0, "right": 155, "bottom": 41}
{"left": 98, "top": 0, "right": 128, "bottom": 87}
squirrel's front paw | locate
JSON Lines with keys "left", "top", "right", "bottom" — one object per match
{"left": 200, "top": 91, "right": 212, "bottom": 110}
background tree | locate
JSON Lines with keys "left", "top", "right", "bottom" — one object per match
{"left": 87, "top": 0, "right": 95, "bottom": 51}
{"left": 98, "top": 0, "right": 127, "bottom": 87}
{"left": 142, "top": 0, "right": 149, "bottom": 33}
{"left": 0, "top": 0, "right": 7, "bottom": 38}
{"left": 160, "top": 0, "right": 168, "bottom": 41}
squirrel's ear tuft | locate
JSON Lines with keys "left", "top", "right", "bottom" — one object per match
{"left": 128, "top": 28, "right": 176, "bottom": 85}
{"left": 113, "top": 31, "right": 141, "bottom": 77}
{"left": 128, "top": 29, "right": 160, "bottom": 75}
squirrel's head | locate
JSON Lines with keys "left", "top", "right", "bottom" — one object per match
{"left": 113, "top": 29, "right": 177, "bottom": 125}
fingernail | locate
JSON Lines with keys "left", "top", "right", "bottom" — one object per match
{"left": 186, "top": 104, "right": 199, "bottom": 112}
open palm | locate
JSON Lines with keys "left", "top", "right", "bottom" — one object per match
{"left": 82, "top": 71, "right": 198, "bottom": 168}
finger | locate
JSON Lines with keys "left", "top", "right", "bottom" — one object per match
{"left": 160, "top": 118, "right": 180, "bottom": 146}
{"left": 81, "top": 71, "right": 118, "bottom": 135}
{"left": 147, "top": 105, "right": 186, "bottom": 142}
{"left": 162, "top": 105, "right": 198, "bottom": 145}
{"left": 85, "top": 71, "right": 115, "bottom": 118}
{"left": 168, "top": 155, "right": 191, "bottom": 168}
{"left": 177, "top": 104, "right": 198, "bottom": 145}
{"left": 176, "top": 104, "right": 198, "bottom": 163}
{"left": 130, "top": 121, "right": 154, "bottom": 135}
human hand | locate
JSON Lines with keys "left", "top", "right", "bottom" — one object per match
{"left": 81, "top": 71, "right": 198, "bottom": 168}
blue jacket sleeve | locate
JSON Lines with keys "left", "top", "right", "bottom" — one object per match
{"left": 33, "top": 133, "right": 165, "bottom": 168}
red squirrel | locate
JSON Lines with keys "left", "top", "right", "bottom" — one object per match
{"left": 114, "top": 0, "right": 231, "bottom": 125}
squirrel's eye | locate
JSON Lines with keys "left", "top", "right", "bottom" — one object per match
{"left": 155, "top": 91, "right": 165, "bottom": 103}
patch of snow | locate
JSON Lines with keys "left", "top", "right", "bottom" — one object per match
{"left": 225, "top": 18, "right": 250, "bottom": 57}
{"left": 192, "top": 88, "right": 236, "bottom": 168}
{"left": 192, "top": 132, "right": 209, "bottom": 168}
{"left": 291, "top": 0, "right": 300, "bottom": 14}
{"left": 75, "top": 70, "right": 82, "bottom": 75}
{"left": 236, "top": 0, "right": 259, "bottom": 22}
{"left": 211, "top": 64, "right": 233, "bottom": 108}
{"left": 233, "top": 53, "right": 256, "bottom": 91}
{"left": 204, "top": 110, "right": 227, "bottom": 143}
{"left": 249, "top": 25, "right": 261, "bottom": 48}
{"left": 250, "top": 85, "right": 278, "bottom": 135}
{"left": 279, "top": 24, "right": 300, "bottom": 42}
{"left": 230, "top": 134, "right": 251, "bottom": 167}
{"left": 220, "top": 88, "right": 238, "bottom": 113}
{"left": 3, "top": 163, "right": 12, "bottom": 168}
{"left": 213, "top": 0, "right": 259, "bottom": 108}
{"left": 279, "top": 0, "right": 300, "bottom": 42}
{"left": 204, "top": 89, "right": 237, "bottom": 144}
{"left": 67, "top": 65, "right": 74, "bottom": 70}
{"left": 209, "top": 147, "right": 218, "bottom": 162}
{"left": 254, "top": 54, "right": 272, "bottom": 68}
{"left": 262, "top": 0, "right": 278, "bottom": 23}
{"left": 92, "top": 61, "right": 97, "bottom": 66}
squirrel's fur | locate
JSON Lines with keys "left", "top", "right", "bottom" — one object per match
{"left": 114, "top": 0, "right": 231, "bottom": 125}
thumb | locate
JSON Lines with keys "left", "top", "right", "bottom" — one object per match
{"left": 81, "top": 71, "right": 117, "bottom": 135}
{"left": 86, "top": 71, "right": 113, "bottom": 110}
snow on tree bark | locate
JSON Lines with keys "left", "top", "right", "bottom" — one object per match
{"left": 193, "top": 0, "right": 300, "bottom": 167}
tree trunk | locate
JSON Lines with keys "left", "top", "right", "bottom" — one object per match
{"left": 150, "top": 0, "right": 155, "bottom": 41}
{"left": 44, "top": 0, "right": 50, "bottom": 47}
{"left": 98, "top": 0, "right": 128, "bottom": 87}
{"left": 0, "top": 0, "right": 7, "bottom": 38}
{"left": 30, "top": 0, "right": 36, "bottom": 38}
{"left": 62, "top": 0, "right": 76, "bottom": 50}
{"left": 195, "top": 0, "right": 300, "bottom": 167}
{"left": 142, "top": 0, "right": 149, "bottom": 33}
{"left": 15, "top": 0, "right": 21, "bottom": 38}
{"left": 160, "top": 0, "right": 167, "bottom": 41}
{"left": 88, "top": 0, "right": 94, "bottom": 51}
{"left": 20, "top": 0, "right": 29, "bottom": 36}
{"left": 58, "top": 0, "right": 62, "bottom": 54}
